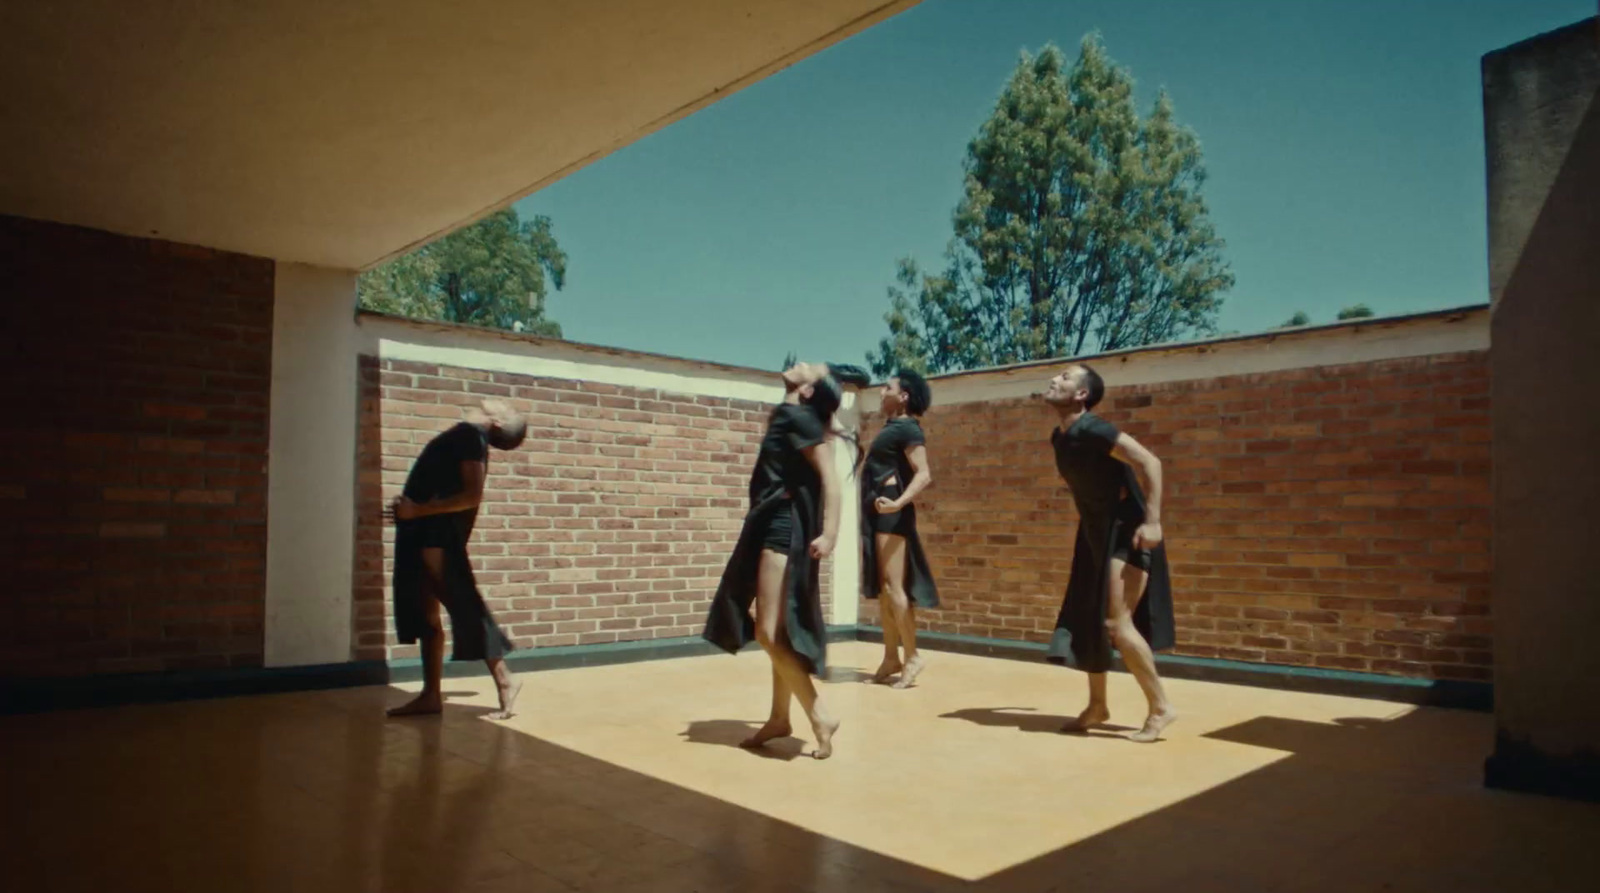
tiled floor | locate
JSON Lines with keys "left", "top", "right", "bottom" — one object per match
{"left": 4, "top": 641, "right": 1597, "bottom": 892}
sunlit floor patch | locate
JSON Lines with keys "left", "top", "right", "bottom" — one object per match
{"left": 4, "top": 642, "right": 1595, "bottom": 892}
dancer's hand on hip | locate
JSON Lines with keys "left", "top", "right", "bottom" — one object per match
{"left": 385, "top": 496, "right": 421, "bottom": 523}
{"left": 1132, "top": 522, "right": 1163, "bottom": 550}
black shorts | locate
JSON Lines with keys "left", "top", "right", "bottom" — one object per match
{"left": 869, "top": 508, "right": 913, "bottom": 536}
{"left": 761, "top": 508, "right": 794, "bottom": 553}
{"left": 1111, "top": 505, "right": 1153, "bottom": 571}
{"left": 867, "top": 477, "right": 914, "bottom": 536}
{"left": 406, "top": 513, "right": 471, "bottom": 550}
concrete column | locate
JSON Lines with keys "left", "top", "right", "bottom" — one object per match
{"left": 829, "top": 388, "right": 863, "bottom": 626}
{"left": 1482, "top": 18, "right": 1600, "bottom": 801}
{"left": 264, "top": 263, "right": 360, "bottom": 667}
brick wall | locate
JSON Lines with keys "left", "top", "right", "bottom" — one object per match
{"left": 354, "top": 352, "right": 812, "bottom": 660}
{"left": 0, "top": 216, "right": 274, "bottom": 678}
{"left": 860, "top": 351, "right": 1492, "bottom": 682}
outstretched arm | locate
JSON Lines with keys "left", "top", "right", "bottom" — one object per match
{"left": 1111, "top": 433, "right": 1163, "bottom": 548}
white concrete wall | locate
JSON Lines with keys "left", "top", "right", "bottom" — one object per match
{"left": 830, "top": 389, "right": 864, "bottom": 626}
{"left": 924, "top": 307, "right": 1489, "bottom": 405}
{"left": 264, "top": 264, "right": 360, "bottom": 667}
{"left": 357, "top": 314, "right": 786, "bottom": 404}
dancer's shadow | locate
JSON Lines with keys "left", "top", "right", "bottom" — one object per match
{"left": 940, "top": 706, "right": 1135, "bottom": 737}
{"left": 823, "top": 667, "right": 876, "bottom": 684}
{"left": 680, "top": 720, "right": 805, "bottom": 761}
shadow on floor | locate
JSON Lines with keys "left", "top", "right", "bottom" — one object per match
{"left": 681, "top": 719, "right": 807, "bottom": 761}
{"left": 940, "top": 705, "right": 1136, "bottom": 736}
{"left": 4, "top": 681, "right": 1597, "bottom": 892}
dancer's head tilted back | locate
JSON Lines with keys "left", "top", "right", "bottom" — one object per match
{"left": 1041, "top": 364, "right": 1105, "bottom": 412}
{"left": 472, "top": 398, "right": 528, "bottom": 450}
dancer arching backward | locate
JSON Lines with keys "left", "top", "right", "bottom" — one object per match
{"left": 386, "top": 399, "right": 527, "bottom": 720}
{"left": 861, "top": 369, "right": 939, "bottom": 688}
{"left": 1040, "top": 365, "right": 1178, "bottom": 743}
{"left": 703, "top": 361, "right": 870, "bottom": 760}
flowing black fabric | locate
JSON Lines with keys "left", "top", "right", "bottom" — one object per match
{"left": 860, "top": 417, "right": 939, "bottom": 608}
{"left": 392, "top": 423, "right": 512, "bottom": 662}
{"left": 1045, "top": 413, "right": 1174, "bottom": 672}
{"left": 702, "top": 404, "right": 830, "bottom": 677}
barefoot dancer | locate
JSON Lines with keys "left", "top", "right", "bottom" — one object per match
{"left": 703, "top": 361, "right": 868, "bottom": 759}
{"left": 861, "top": 369, "right": 939, "bottom": 688}
{"left": 386, "top": 399, "right": 527, "bottom": 720}
{"left": 1041, "top": 365, "right": 1178, "bottom": 742}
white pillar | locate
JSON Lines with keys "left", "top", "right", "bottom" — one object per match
{"left": 829, "top": 388, "right": 862, "bottom": 626}
{"left": 264, "top": 263, "right": 360, "bottom": 666}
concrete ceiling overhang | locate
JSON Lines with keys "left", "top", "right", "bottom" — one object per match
{"left": 0, "top": 0, "right": 918, "bottom": 269}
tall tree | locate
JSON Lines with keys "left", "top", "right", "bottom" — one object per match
{"left": 868, "top": 36, "right": 1232, "bottom": 376}
{"left": 1337, "top": 304, "right": 1375, "bottom": 320}
{"left": 358, "top": 208, "right": 567, "bottom": 336}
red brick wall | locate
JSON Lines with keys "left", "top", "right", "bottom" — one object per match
{"left": 354, "top": 353, "right": 808, "bottom": 660}
{"left": 0, "top": 216, "right": 274, "bottom": 678}
{"left": 860, "top": 351, "right": 1493, "bottom": 682}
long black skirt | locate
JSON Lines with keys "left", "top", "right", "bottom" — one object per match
{"left": 393, "top": 512, "right": 512, "bottom": 662}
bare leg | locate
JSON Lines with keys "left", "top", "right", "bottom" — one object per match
{"left": 389, "top": 549, "right": 448, "bottom": 717}
{"left": 742, "top": 550, "right": 796, "bottom": 747}
{"left": 752, "top": 550, "right": 839, "bottom": 759}
{"left": 485, "top": 658, "right": 521, "bottom": 720}
{"left": 879, "top": 534, "right": 925, "bottom": 689}
{"left": 1062, "top": 673, "right": 1110, "bottom": 732}
{"left": 1105, "top": 559, "right": 1177, "bottom": 742}
{"left": 741, "top": 659, "right": 793, "bottom": 748}
{"left": 872, "top": 533, "right": 905, "bottom": 682}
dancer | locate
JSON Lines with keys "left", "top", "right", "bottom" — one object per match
{"left": 385, "top": 398, "right": 527, "bottom": 720}
{"left": 1041, "top": 365, "right": 1178, "bottom": 742}
{"left": 703, "top": 361, "right": 869, "bottom": 759}
{"left": 861, "top": 369, "right": 939, "bottom": 688}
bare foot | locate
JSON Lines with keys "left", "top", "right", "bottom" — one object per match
{"left": 739, "top": 720, "right": 792, "bottom": 749}
{"left": 811, "top": 716, "right": 840, "bottom": 760}
{"left": 1128, "top": 707, "right": 1178, "bottom": 743}
{"left": 386, "top": 692, "right": 443, "bottom": 718}
{"left": 890, "top": 654, "right": 926, "bottom": 689}
{"left": 1060, "top": 703, "right": 1110, "bottom": 733}
{"left": 486, "top": 677, "right": 523, "bottom": 721}
{"left": 870, "top": 658, "right": 903, "bottom": 684}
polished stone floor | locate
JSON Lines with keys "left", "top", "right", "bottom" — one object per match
{"left": 3, "top": 641, "right": 1596, "bottom": 892}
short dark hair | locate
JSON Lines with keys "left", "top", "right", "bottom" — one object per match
{"left": 827, "top": 363, "right": 872, "bottom": 388}
{"left": 895, "top": 369, "right": 932, "bottom": 416}
{"left": 488, "top": 415, "right": 527, "bottom": 450}
{"left": 1076, "top": 364, "right": 1105, "bottom": 410}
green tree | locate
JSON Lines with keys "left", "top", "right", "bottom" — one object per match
{"left": 1279, "top": 311, "right": 1311, "bottom": 328}
{"left": 868, "top": 36, "right": 1232, "bottom": 376}
{"left": 1337, "top": 304, "right": 1374, "bottom": 320}
{"left": 358, "top": 208, "right": 567, "bottom": 336}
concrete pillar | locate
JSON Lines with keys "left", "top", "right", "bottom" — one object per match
{"left": 830, "top": 388, "right": 863, "bottom": 626}
{"left": 1481, "top": 17, "right": 1600, "bottom": 801}
{"left": 264, "top": 263, "right": 361, "bottom": 666}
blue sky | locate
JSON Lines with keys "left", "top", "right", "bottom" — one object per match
{"left": 516, "top": 0, "right": 1593, "bottom": 371}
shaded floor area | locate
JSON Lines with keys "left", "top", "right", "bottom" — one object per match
{"left": 3, "top": 642, "right": 1596, "bottom": 892}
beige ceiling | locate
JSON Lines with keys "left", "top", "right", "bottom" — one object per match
{"left": 0, "top": 0, "right": 918, "bottom": 269}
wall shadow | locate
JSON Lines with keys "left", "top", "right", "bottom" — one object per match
{"left": 7, "top": 679, "right": 1594, "bottom": 893}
